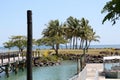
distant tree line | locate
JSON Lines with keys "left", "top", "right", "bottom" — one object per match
{"left": 3, "top": 16, "right": 100, "bottom": 55}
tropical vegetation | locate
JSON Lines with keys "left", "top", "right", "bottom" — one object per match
{"left": 3, "top": 16, "right": 100, "bottom": 56}
{"left": 101, "top": 0, "right": 120, "bottom": 25}
{"left": 3, "top": 35, "right": 27, "bottom": 52}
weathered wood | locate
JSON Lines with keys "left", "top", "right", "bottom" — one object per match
{"left": 77, "top": 59, "right": 80, "bottom": 74}
{"left": 13, "top": 54, "right": 15, "bottom": 61}
{"left": 5, "top": 63, "right": 10, "bottom": 77}
{"left": 8, "top": 53, "right": 10, "bottom": 62}
{"left": 0, "top": 50, "right": 37, "bottom": 78}
{"left": 14, "top": 63, "right": 18, "bottom": 74}
{"left": 1, "top": 55, "right": 3, "bottom": 65}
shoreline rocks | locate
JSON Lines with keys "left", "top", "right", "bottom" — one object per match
{"left": 33, "top": 57, "right": 61, "bottom": 67}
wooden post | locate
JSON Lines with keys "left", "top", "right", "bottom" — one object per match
{"left": 5, "top": 63, "right": 10, "bottom": 77}
{"left": 27, "top": 10, "right": 33, "bottom": 80}
{"left": 1, "top": 55, "right": 3, "bottom": 65}
{"left": 14, "top": 61, "right": 18, "bottom": 74}
{"left": 8, "top": 53, "right": 10, "bottom": 62}
{"left": 38, "top": 51, "right": 40, "bottom": 57}
{"left": 36, "top": 51, "right": 39, "bottom": 57}
{"left": 13, "top": 54, "right": 15, "bottom": 61}
{"left": 18, "top": 52, "right": 20, "bottom": 61}
{"left": 103, "top": 60, "right": 105, "bottom": 72}
{"left": 80, "top": 57, "right": 82, "bottom": 71}
{"left": 77, "top": 59, "right": 80, "bottom": 74}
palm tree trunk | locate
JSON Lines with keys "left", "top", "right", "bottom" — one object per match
{"left": 52, "top": 44, "right": 55, "bottom": 49}
{"left": 83, "top": 48, "right": 86, "bottom": 67}
{"left": 73, "top": 37, "right": 75, "bottom": 49}
{"left": 20, "top": 48, "right": 24, "bottom": 59}
{"left": 65, "top": 43, "right": 68, "bottom": 49}
{"left": 70, "top": 39, "right": 72, "bottom": 49}
{"left": 79, "top": 39, "right": 82, "bottom": 49}
{"left": 87, "top": 41, "right": 91, "bottom": 49}
{"left": 85, "top": 39, "right": 88, "bottom": 49}
{"left": 75, "top": 37, "right": 77, "bottom": 49}
{"left": 81, "top": 40, "right": 84, "bottom": 49}
{"left": 58, "top": 43, "right": 59, "bottom": 49}
{"left": 55, "top": 44, "right": 59, "bottom": 56}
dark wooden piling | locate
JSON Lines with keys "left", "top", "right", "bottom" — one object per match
{"left": 1, "top": 55, "right": 3, "bottom": 65}
{"left": 27, "top": 10, "right": 33, "bottom": 80}
{"left": 13, "top": 54, "right": 15, "bottom": 61}
{"left": 8, "top": 53, "right": 10, "bottom": 62}
{"left": 21, "top": 52, "right": 24, "bottom": 59}
{"left": 19, "top": 60, "right": 25, "bottom": 71}
{"left": 0, "top": 52, "right": 29, "bottom": 77}
{"left": 14, "top": 61, "right": 18, "bottom": 74}
{"left": 80, "top": 57, "right": 82, "bottom": 71}
{"left": 5, "top": 63, "right": 10, "bottom": 77}
{"left": 77, "top": 59, "right": 80, "bottom": 74}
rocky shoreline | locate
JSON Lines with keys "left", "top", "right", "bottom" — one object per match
{"left": 33, "top": 53, "right": 105, "bottom": 67}
{"left": 0, "top": 50, "right": 120, "bottom": 67}
{"left": 33, "top": 57, "right": 61, "bottom": 67}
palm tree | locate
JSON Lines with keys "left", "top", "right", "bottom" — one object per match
{"left": 62, "top": 23, "right": 72, "bottom": 49}
{"left": 78, "top": 18, "right": 100, "bottom": 68}
{"left": 40, "top": 37, "right": 55, "bottom": 49}
{"left": 10, "top": 35, "right": 27, "bottom": 52}
{"left": 87, "top": 31, "right": 100, "bottom": 49}
{"left": 101, "top": 0, "right": 120, "bottom": 25}
{"left": 42, "top": 20, "right": 67, "bottom": 55}
{"left": 36, "top": 38, "right": 43, "bottom": 48}
{"left": 3, "top": 40, "right": 13, "bottom": 50}
{"left": 79, "top": 18, "right": 89, "bottom": 49}
{"left": 80, "top": 19, "right": 99, "bottom": 50}
{"left": 66, "top": 16, "right": 80, "bottom": 49}
{"left": 4, "top": 35, "right": 27, "bottom": 59}
{"left": 42, "top": 27, "right": 55, "bottom": 49}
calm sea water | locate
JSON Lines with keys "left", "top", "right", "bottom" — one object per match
{"left": 0, "top": 45, "right": 120, "bottom": 80}
{"left": 1, "top": 45, "right": 120, "bottom": 53}
{"left": 89, "top": 45, "right": 120, "bottom": 48}
{"left": 105, "top": 63, "right": 120, "bottom": 70}
{"left": 0, "top": 61, "right": 77, "bottom": 80}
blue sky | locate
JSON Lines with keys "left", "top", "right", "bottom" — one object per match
{"left": 0, "top": 0, "right": 120, "bottom": 46}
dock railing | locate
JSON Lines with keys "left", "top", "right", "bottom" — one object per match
{"left": 77, "top": 66, "right": 87, "bottom": 80}
{"left": 69, "top": 66, "right": 87, "bottom": 80}
{"left": 69, "top": 74, "right": 79, "bottom": 80}
{"left": 94, "top": 69, "right": 99, "bottom": 80}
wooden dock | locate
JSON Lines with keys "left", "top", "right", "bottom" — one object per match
{"left": 0, "top": 51, "right": 40, "bottom": 77}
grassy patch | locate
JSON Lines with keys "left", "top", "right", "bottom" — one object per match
{"left": 37, "top": 48, "right": 120, "bottom": 56}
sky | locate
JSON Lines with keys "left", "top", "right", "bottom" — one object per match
{"left": 0, "top": 0, "right": 120, "bottom": 46}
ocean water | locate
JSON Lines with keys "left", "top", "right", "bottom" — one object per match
{"left": 0, "top": 61, "right": 77, "bottom": 80}
{"left": 105, "top": 63, "right": 120, "bottom": 70}
{"left": 0, "top": 45, "right": 120, "bottom": 80}
{"left": 89, "top": 45, "right": 120, "bottom": 49}
{"left": 1, "top": 45, "right": 120, "bottom": 53}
